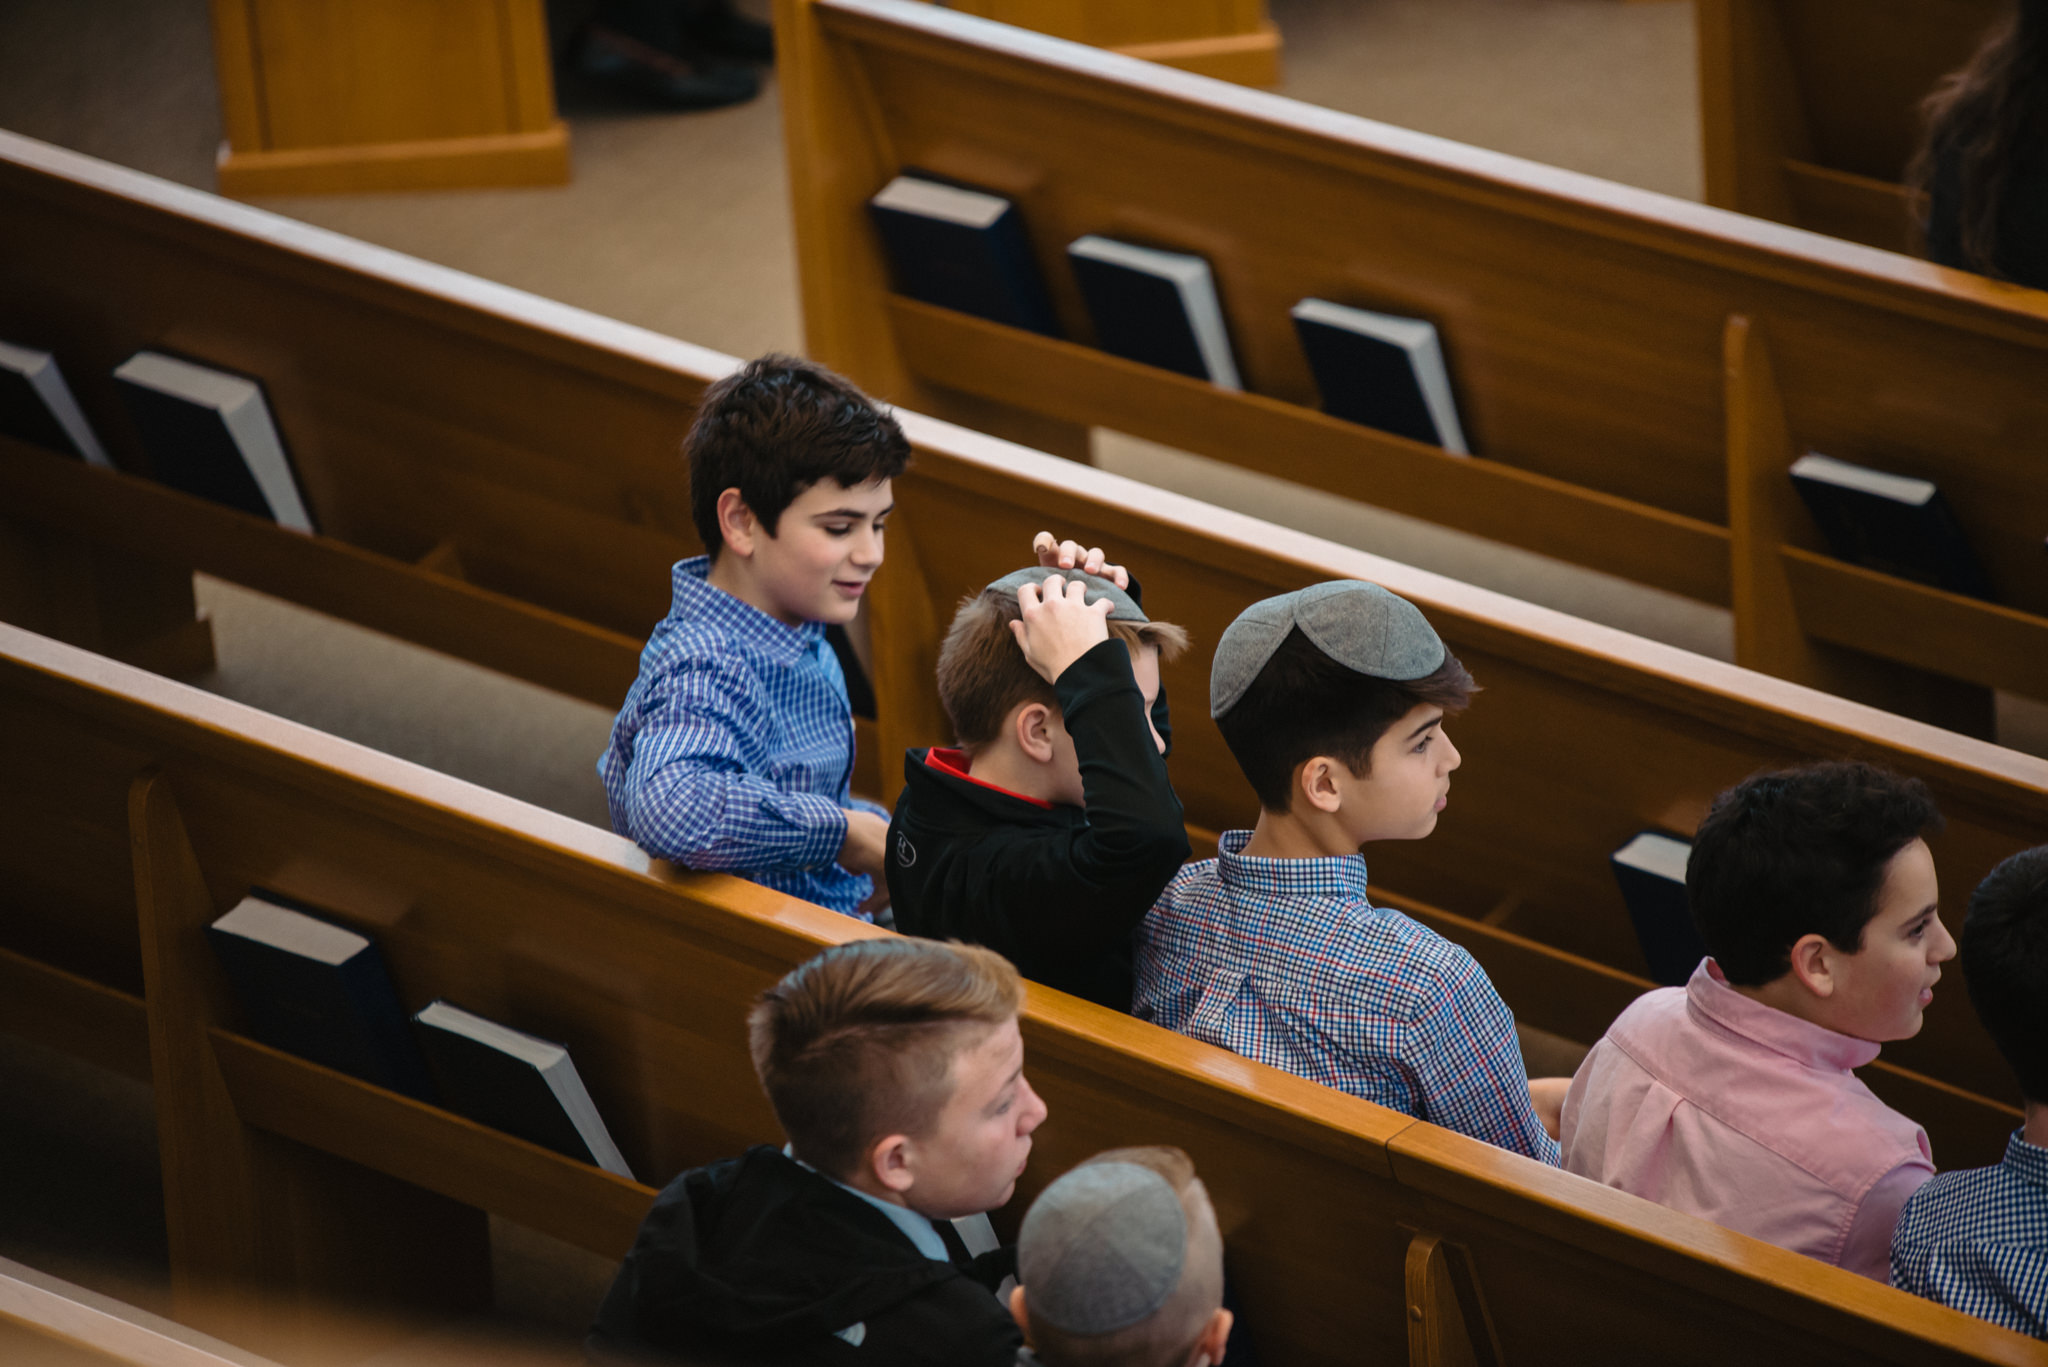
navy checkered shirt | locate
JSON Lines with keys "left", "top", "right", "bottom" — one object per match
{"left": 1134, "top": 830, "right": 1560, "bottom": 1163}
{"left": 1891, "top": 1129, "right": 2048, "bottom": 1338}
{"left": 599, "top": 557, "right": 887, "bottom": 919}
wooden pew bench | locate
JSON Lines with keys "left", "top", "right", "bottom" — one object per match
{"left": 0, "top": 1256, "right": 277, "bottom": 1367}
{"left": 3, "top": 622, "right": 2040, "bottom": 1367}
{"left": 1695, "top": 0, "right": 2006, "bottom": 254}
{"left": 775, "top": 0, "right": 2048, "bottom": 735}
{"left": 0, "top": 128, "right": 2040, "bottom": 1170}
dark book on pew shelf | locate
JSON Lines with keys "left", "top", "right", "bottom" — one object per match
{"left": 1788, "top": 452, "right": 1993, "bottom": 600}
{"left": 0, "top": 339, "right": 111, "bottom": 467}
{"left": 867, "top": 174, "right": 1059, "bottom": 336}
{"left": 1066, "top": 236, "right": 1242, "bottom": 390}
{"left": 112, "top": 350, "right": 316, "bottom": 534}
{"left": 1290, "top": 299, "right": 1469, "bottom": 455}
{"left": 1610, "top": 832, "right": 1705, "bottom": 988}
{"left": 413, "top": 1000, "right": 634, "bottom": 1179}
{"left": 206, "top": 894, "right": 436, "bottom": 1101}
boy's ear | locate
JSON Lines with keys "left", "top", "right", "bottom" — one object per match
{"left": 716, "top": 487, "right": 763, "bottom": 558}
{"left": 1014, "top": 702, "right": 1058, "bottom": 764}
{"left": 867, "top": 1131, "right": 916, "bottom": 1196}
{"left": 1297, "top": 756, "right": 1345, "bottom": 815}
{"left": 1008, "top": 1287, "right": 1032, "bottom": 1344}
{"left": 1785, "top": 933, "right": 1838, "bottom": 1000}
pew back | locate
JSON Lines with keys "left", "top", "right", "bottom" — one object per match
{"left": 776, "top": 0, "right": 2048, "bottom": 726}
{"left": 0, "top": 130, "right": 2039, "bottom": 1162}
{"left": 4, "top": 622, "right": 2038, "bottom": 1366}
{"left": 1696, "top": 0, "right": 2007, "bottom": 253}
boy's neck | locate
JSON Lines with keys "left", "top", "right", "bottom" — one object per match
{"left": 704, "top": 549, "right": 804, "bottom": 627}
{"left": 964, "top": 744, "right": 1065, "bottom": 805}
{"left": 1239, "top": 807, "right": 1360, "bottom": 861}
{"left": 2027, "top": 1100, "right": 2048, "bottom": 1150}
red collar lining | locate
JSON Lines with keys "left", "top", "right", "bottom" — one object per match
{"left": 925, "top": 748, "right": 1055, "bottom": 809}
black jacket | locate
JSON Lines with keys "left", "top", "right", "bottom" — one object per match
{"left": 886, "top": 639, "right": 1191, "bottom": 1010}
{"left": 588, "top": 1146, "right": 1021, "bottom": 1367}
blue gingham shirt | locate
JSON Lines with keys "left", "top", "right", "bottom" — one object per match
{"left": 1891, "top": 1129, "right": 2048, "bottom": 1338}
{"left": 1134, "top": 830, "right": 1560, "bottom": 1163}
{"left": 599, "top": 557, "right": 887, "bottom": 918}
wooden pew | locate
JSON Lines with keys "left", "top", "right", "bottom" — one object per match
{"left": 775, "top": 0, "right": 2048, "bottom": 735}
{"left": 0, "top": 1257, "right": 277, "bottom": 1367}
{"left": 4, "top": 624, "right": 2040, "bottom": 1367}
{"left": 1695, "top": 0, "right": 2006, "bottom": 255}
{"left": 0, "top": 128, "right": 2039, "bottom": 1168}
{"left": 923, "top": 0, "right": 1280, "bottom": 87}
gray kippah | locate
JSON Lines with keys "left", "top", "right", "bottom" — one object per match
{"left": 1017, "top": 1162, "right": 1187, "bottom": 1336}
{"left": 1210, "top": 580, "right": 1445, "bottom": 719}
{"left": 985, "top": 567, "right": 1147, "bottom": 623}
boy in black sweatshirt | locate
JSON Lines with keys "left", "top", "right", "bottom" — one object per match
{"left": 888, "top": 538, "right": 1191, "bottom": 1010}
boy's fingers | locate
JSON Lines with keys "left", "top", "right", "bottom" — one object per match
{"left": 1032, "top": 531, "right": 1056, "bottom": 561}
{"left": 1081, "top": 546, "right": 1107, "bottom": 575}
{"left": 1058, "top": 539, "right": 1082, "bottom": 569}
{"left": 1064, "top": 577, "right": 1091, "bottom": 604}
{"left": 1017, "top": 581, "right": 1043, "bottom": 611}
{"left": 1008, "top": 619, "right": 1027, "bottom": 645}
{"left": 1107, "top": 563, "right": 1130, "bottom": 588}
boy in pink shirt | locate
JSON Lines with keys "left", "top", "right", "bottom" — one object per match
{"left": 1561, "top": 762, "right": 1955, "bottom": 1279}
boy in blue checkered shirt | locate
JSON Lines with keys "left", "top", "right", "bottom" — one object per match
{"left": 1133, "top": 581, "right": 1566, "bottom": 1162}
{"left": 1891, "top": 846, "right": 2048, "bottom": 1338}
{"left": 599, "top": 356, "right": 909, "bottom": 920}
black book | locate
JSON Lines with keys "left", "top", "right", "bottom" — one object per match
{"left": 1066, "top": 236, "right": 1241, "bottom": 389}
{"left": 1290, "top": 299, "right": 1469, "bottom": 454}
{"left": 206, "top": 894, "right": 436, "bottom": 1101}
{"left": 413, "top": 1000, "right": 634, "bottom": 1178}
{"left": 1788, "top": 452, "right": 1993, "bottom": 600}
{"left": 0, "top": 339, "right": 111, "bottom": 466}
{"left": 112, "top": 351, "right": 315, "bottom": 533}
{"left": 1610, "top": 832, "right": 1705, "bottom": 987}
{"left": 867, "top": 174, "right": 1059, "bottom": 336}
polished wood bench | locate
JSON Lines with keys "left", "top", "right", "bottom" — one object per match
{"left": 1695, "top": 0, "right": 2006, "bottom": 255}
{"left": 4, "top": 623, "right": 2039, "bottom": 1367}
{"left": 776, "top": 0, "right": 2048, "bottom": 736}
{"left": 919, "top": 0, "right": 1279, "bottom": 86}
{"left": 0, "top": 1256, "right": 277, "bottom": 1367}
{"left": 0, "top": 128, "right": 2039, "bottom": 1169}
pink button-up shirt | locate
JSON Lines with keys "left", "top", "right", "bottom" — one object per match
{"left": 1560, "top": 959, "right": 1933, "bottom": 1280}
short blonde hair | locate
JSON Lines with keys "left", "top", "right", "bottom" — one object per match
{"left": 935, "top": 588, "right": 1190, "bottom": 753}
{"left": 747, "top": 938, "right": 1023, "bottom": 1179}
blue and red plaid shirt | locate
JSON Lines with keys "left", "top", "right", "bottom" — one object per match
{"left": 599, "top": 556, "right": 887, "bottom": 919}
{"left": 1134, "top": 829, "right": 1560, "bottom": 1163}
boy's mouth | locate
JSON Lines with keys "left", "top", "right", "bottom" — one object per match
{"left": 833, "top": 579, "right": 869, "bottom": 597}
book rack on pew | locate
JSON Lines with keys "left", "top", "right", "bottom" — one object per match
{"left": 776, "top": 0, "right": 2048, "bottom": 737}
{"left": 1695, "top": 0, "right": 2007, "bottom": 255}
{"left": 1, "top": 623, "right": 2042, "bottom": 1365}
{"left": 0, "top": 127, "right": 2042, "bottom": 1170}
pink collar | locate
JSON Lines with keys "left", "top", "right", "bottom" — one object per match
{"left": 1684, "top": 959, "right": 1882, "bottom": 1073}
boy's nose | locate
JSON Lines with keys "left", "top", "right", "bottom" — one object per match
{"left": 1441, "top": 730, "right": 1462, "bottom": 771}
{"left": 1930, "top": 914, "right": 1959, "bottom": 963}
{"left": 851, "top": 527, "right": 883, "bottom": 566}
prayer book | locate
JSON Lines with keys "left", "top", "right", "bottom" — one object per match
{"left": 1610, "top": 832, "right": 1704, "bottom": 987}
{"left": 1290, "top": 299, "right": 1469, "bottom": 454}
{"left": 0, "top": 339, "right": 110, "bottom": 466}
{"left": 1066, "top": 236, "right": 1241, "bottom": 389}
{"left": 867, "top": 173, "right": 1059, "bottom": 336}
{"left": 1789, "top": 452, "right": 1992, "bottom": 600}
{"left": 113, "top": 350, "right": 315, "bottom": 533}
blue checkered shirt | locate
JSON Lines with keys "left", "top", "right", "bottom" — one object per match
{"left": 1891, "top": 1129, "right": 2048, "bottom": 1338}
{"left": 599, "top": 557, "right": 887, "bottom": 919}
{"left": 1134, "top": 830, "right": 1560, "bottom": 1163}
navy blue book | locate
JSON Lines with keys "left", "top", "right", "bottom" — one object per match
{"left": 207, "top": 893, "right": 436, "bottom": 1102}
{"left": 1789, "top": 453, "right": 1993, "bottom": 600}
{"left": 414, "top": 1000, "right": 634, "bottom": 1178}
{"left": 113, "top": 351, "right": 315, "bottom": 533}
{"left": 867, "top": 175, "right": 1059, "bottom": 336}
{"left": 1066, "top": 236, "right": 1241, "bottom": 390}
{"left": 1290, "top": 299, "right": 1469, "bottom": 454}
{"left": 0, "top": 339, "right": 111, "bottom": 466}
{"left": 1610, "top": 832, "right": 1705, "bottom": 987}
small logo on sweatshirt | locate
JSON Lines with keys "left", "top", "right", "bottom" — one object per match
{"left": 896, "top": 833, "right": 917, "bottom": 867}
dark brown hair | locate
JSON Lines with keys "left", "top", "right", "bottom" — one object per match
{"left": 1906, "top": 0, "right": 2048, "bottom": 277}
{"left": 1215, "top": 626, "right": 1477, "bottom": 812}
{"left": 747, "top": 937, "right": 1022, "bottom": 1180}
{"left": 935, "top": 588, "right": 1190, "bottom": 753}
{"left": 687, "top": 354, "right": 911, "bottom": 557}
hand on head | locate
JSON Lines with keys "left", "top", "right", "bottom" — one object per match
{"left": 1010, "top": 574, "right": 1114, "bottom": 684}
{"left": 1032, "top": 531, "right": 1130, "bottom": 589}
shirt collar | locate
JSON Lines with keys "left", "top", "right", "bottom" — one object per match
{"left": 670, "top": 555, "right": 824, "bottom": 668}
{"left": 2004, "top": 1130, "right": 2048, "bottom": 1189}
{"left": 1214, "top": 828, "right": 1372, "bottom": 904}
{"left": 1684, "top": 958, "right": 1882, "bottom": 1072}
{"left": 784, "top": 1146, "right": 949, "bottom": 1262}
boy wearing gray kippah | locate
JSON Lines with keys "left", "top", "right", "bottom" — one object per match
{"left": 1012, "top": 1147, "right": 1234, "bottom": 1367}
{"left": 1133, "top": 582, "right": 1564, "bottom": 1163}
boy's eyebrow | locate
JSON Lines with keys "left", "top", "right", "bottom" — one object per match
{"left": 1405, "top": 715, "right": 1444, "bottom": 741}
{"left": 813, "top": 503, "right": 895, "bottom": 520}
{"left": 982, "top": 1063, "right": 1024, "bottom": 1114}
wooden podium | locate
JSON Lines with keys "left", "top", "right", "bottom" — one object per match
{"left": 209, "top": 0, "right": 571, "bottom": 196}
{"left": 932, "top": 0, "right": 1281, "bottom": 87}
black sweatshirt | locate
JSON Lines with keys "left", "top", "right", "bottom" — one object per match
{"left": 886, "top": 639, "right": 1191, "bottom": 1010}
{"left": 588, "top": 1146, "right": 1021, "bottom": 1367}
